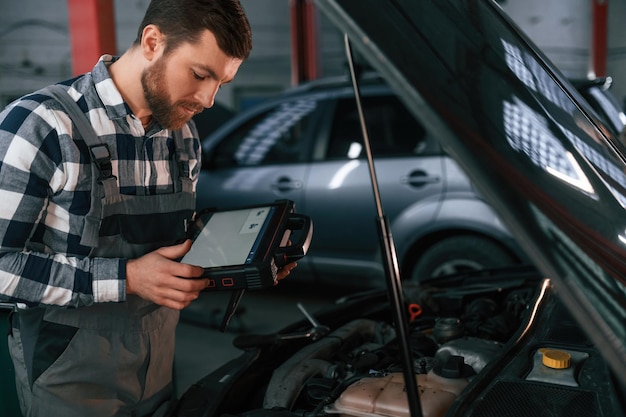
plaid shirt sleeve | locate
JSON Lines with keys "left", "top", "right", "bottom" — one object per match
{"left": 0, "top": 92, "right": 124, "bottom": 308}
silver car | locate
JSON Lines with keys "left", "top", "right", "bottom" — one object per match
{"left": 196, "top": 76, "right": 527, "bottom": 288}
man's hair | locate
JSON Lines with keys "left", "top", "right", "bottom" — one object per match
{"left": 134, "top": 0, "right": 252, "bottom": 59}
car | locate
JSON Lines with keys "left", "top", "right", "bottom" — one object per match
{"left": 194, "top": 62, "right": 625, "bottom": 291}
{"left": 195, "top": 71, "right": 529, "bottom": 289}
{"left": 171, "top": 0, "right": 626, "bottom": 416}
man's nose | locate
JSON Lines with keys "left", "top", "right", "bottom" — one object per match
{"left": 196, "top": 81, "right": 220, "bottom": 109}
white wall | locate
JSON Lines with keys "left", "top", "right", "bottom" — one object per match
{"left": 0, "top": 0, "right": 298, "bottom": 109}
{"left": 0, "top": 0, "right": 72, "bottom": 101}
{"left": 0, "top": 0, "right": 624, "bottom": 109}
{"left": 500, "top": 0, "right": 626, "bottom": 106}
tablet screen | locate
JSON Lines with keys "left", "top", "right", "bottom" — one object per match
{"left": 181, "top": 206, "right": 274, "bottom": 268}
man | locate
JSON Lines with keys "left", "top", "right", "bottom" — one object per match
{"left": 0, "top": 1, "right": 295, "bottom": 416}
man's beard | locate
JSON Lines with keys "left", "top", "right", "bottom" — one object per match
{"left": 141, "top": 57, "right": 203, "bottom": 130}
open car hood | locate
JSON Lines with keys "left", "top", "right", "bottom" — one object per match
{"left": 314, "top": 0, "right": 626, "bottom": 383}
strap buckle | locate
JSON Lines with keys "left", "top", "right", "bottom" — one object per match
{"left": 89, "top": 144, "right": 115, "bottom": 179}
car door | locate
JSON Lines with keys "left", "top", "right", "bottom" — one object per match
{"left": 197, "top": 97, "right": 322, "bottom": 276}
{"left": 303, "top": 92, "right": 446, "bottom": 285}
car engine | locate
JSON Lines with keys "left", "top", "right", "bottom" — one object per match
{"left": 174, "top": 272, "right": 622, "bottom": 417}
{"left": 254, "top": 281, "right": 535, "bottom": 417}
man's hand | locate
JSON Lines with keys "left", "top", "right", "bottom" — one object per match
{"left": 275, "top": 261, "right": 297, "bottom": 284}
{"left": 126, "top": 240, "right": 207, "bottom": 310}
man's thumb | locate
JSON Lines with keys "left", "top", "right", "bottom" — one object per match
{"left": 156, "top": 239, "right": 193, "bottom": 260}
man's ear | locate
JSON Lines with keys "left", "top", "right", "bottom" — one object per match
{"left": 141, "top": 24, "right": 164, "bottom": 61}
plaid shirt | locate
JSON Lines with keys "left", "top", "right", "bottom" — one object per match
{"left": 0, "top": 55, "right": 201, "bottom": 308}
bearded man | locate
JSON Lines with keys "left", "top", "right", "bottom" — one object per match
{"left": 0, "top": 1, "right": 294, "bottom": 416}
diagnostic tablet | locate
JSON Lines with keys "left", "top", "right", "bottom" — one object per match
{"left": 181, "top": 200, "right": 312, "bottom": 291}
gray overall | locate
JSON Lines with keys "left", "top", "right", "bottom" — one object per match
{"left": 8, "top": 86, "right": 196, "bottom": 417}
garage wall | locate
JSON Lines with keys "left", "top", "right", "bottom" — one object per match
{"left": 0, "top": 0, "right": 624, "bottom": 112}
{"left": 499, "top": 0, "right": 626, "bottom": 106}
{"left": 0, "top": 0, "right": 72, "bottom": 103}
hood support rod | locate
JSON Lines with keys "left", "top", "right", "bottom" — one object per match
{"left": 343, "top": 33, "right": 423, "bottom": 417}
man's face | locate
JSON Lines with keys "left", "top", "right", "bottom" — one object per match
{"left": 141, "top": 56, "right": 188, "bottom": 130}
{"left": 141, "top": 30, "right": 243, "bottom": 130}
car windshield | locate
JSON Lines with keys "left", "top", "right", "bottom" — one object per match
{"left": 315, "top": 0, "right": 626, "bottom": 384}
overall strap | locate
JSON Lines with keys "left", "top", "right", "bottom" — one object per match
{"left": 43, "top": 85, "right": 118, "bottom": 248}
{"left": 44, "top": 85, "right": 193, "bottom": 247}
{"left": 47, "top": 85, "right": 191, "bottom": 194}
{"left": 173, "top": 129, "right": 193, "bottom": 194}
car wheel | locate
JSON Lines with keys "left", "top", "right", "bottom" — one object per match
{"left": 410, "top": 235, "right": 515, "bottom": 282}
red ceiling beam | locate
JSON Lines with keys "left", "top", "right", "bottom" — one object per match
{"left": 290, "top": 0, "right": 320, "bottom": 85}
{"left": 67, "top": 0, "right": 117, "bottom": 76}
{"left": 590, "top": 0, "right": 608, "bottom": 77}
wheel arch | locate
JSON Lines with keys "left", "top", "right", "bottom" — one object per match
{"left": 398, "top": 227, "right": 526, "bottom": 281}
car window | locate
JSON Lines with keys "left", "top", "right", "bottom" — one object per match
{"left": 208, "top": 99, "right": 317, "bottom": 168}
{"left": 326, "top": 95, "right": 429, "bottom": 159}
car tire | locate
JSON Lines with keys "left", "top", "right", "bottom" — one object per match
{"left": 410, "top": 235, "right": 515, "bottom": 282}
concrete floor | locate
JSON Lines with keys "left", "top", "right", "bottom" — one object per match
{"left": 173, "top": 280, "right": 348, "bottom": 397}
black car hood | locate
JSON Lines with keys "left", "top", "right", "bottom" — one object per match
{"left": 314, "top": 0, "right": 626, "bottom": 384}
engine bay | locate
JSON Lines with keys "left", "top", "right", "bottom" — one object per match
{"left": 258, "top": 277, "right": 536, "bottom": 417}
{"left": 173, "top": 271, "right": 624, "bottom": 417}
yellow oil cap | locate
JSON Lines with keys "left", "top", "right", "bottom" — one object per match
{"left": 539, "top": 348, "right": 571, "bottom": 369}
